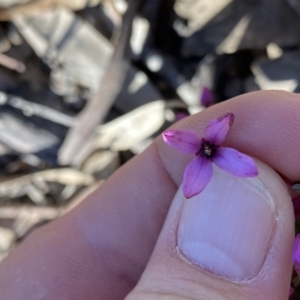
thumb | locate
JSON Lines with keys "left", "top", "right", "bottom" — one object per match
{"left": 126, "top": 160, "right": 294, "bottom": 300}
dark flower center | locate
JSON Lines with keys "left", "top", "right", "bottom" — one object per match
{"left": 199, "top": 140, "right": 217, "bottom": 159}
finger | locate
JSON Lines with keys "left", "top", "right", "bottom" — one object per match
{"left": 126, "top": 159, "right": 294, "bottom": 300}
{"left": 0, "top": 147, "right": 177, "bottom": 300}
{"left": 0, "top": 91, "right": 299, "bottom": 300}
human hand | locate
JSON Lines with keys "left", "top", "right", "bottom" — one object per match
{"left": 0, "top": 90, "right": 296, "bottom": 300}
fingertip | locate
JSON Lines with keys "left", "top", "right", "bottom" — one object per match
{"left": 127, "top": 159, "right": 294, "bottom": 300}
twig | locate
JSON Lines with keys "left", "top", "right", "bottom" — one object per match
{"left": 5, "top": 93, "right": 75, "bottom": 127}
{"left": 58, "top": 0, "right": 141, "bottom": 165}
{"left": 0, "top": 0, "right": 102, "bottom": 20}
{"left": 0, "top": 53, "right": 25, "bottom": 73}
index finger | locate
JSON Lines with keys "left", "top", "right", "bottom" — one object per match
{"left": 0, "top": 90, "right": 299, "bottom": 300}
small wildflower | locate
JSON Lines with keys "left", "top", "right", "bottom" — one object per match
{"left": 293, "top": 234, "right": 300, "bottom": 276}
{"left": 162, "top": 113, "right": 258, "bottom": 198}
{"left": 200, "top": 86, "right": 215, "bottom": 107}
{"left": 176, "top": 111, "right": 189, "bottom": 121}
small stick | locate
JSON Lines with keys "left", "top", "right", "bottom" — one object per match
{"left": 58, "top": 0, "right": 141, "bottom": 165}
{"left": 0, "top": 0, "right": 102, "bottom": 20}
{"left": 0, "top": 53, "right": 26, "bottom": 73}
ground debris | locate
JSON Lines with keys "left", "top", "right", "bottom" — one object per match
{"left": 0, "top": 1, "right": 299, "bottom": 280}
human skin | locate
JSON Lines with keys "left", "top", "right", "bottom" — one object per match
{"left": 0, "top": 90, "right": 297, "bottom": 299}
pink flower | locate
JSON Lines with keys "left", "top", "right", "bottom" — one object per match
{"left": 176, "top": 112, "right": 189, "bottom": 121}
{"left": 293, "top": 234, "right": 300, "bottom": 276}
{"left": 162, "top": 113, "right": 258, "bottom": 199}
{"left": 200, "top": 86, "right": 215, "bottom": 107}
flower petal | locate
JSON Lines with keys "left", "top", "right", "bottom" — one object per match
{"left": 183, "top": 156, "right": 213, "bottom": 199}
{"left": 200, "top": 86, "right": 214, "bottom": 107}
{"left": 204, "top": 113, "right": 234, "bottom": 145}
{"left": 213, "top": 147, "right": 258, "bottom": 177}
{"left": 293, "top": 235, "right": 300, "bottom": 277}
{"left": 162, "top": 130, "right": 201, "bottom": 154}
{"left": 293, "top": 234, "right": 300, "bottom": 265}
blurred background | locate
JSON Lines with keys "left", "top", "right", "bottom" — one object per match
{"left": 0, "top": 0, "right": 298, "bottom": 295}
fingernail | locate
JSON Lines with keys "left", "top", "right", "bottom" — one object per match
{"left": 177, "top": 167, "right": 275, "bottom": 281}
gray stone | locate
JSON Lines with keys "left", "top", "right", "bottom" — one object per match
{"left": 175, "top": 0, "right": 300, "bottom": 56}
{"left": 14, "top": 8, "right": 162, "bottom": 113}
{"left": 252, "top": 52, "right": 300, "bottom": 92}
